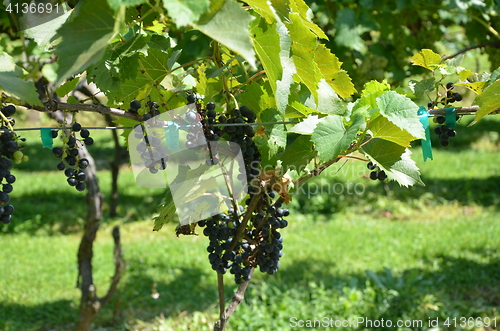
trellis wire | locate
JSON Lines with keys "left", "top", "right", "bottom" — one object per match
{"left": 10, "top": 109, "right": 496, "bottom": 131}
{"left": 13, "top": 121, "right": 301, "bottom": 131}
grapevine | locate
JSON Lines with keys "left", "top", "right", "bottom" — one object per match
{"left": 51, "top": 118, "right": 94, "bottom": 192}
{"left": 0, "top": 0, "right": 500, "bottom": 330}
{"left": 0, "top": 103, "right": 27, "bottom": 224}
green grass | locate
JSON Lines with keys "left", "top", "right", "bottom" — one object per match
{"left": 1, "top": 116, "right": 500, "bottom": 330}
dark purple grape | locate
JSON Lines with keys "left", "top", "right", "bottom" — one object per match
{"left": 71, "top": 122, "right": 82, "bottom": 132}
{"left": 130, "top": 100, "right": 141, "bottom": 110}
{"left": 1, "top": 105, "right": 16, "bottom": 117}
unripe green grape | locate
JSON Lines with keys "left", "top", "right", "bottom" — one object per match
{"left": 13, "top": 150, "right": 23, "bottom": 160}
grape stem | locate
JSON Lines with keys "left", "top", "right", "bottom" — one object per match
{"left": 245, "top": 70, "right": 266, "bottom": 84}
{"left": 213, "top": 42, "right": 233, "bottom": 108}
{"left": 0, "top": 110, "right": 15, "bottom": 131}
{"left": 216, "top": 273, "right": 226, "bottom": 330}
{"left": 214, "top": 268, "right": 255, "bottom": 331}
{"left": 169, "top": 57, "right": 214, "bottom": 73}
{"left": 338, "top": 155, "right": 369, "bottom": 162}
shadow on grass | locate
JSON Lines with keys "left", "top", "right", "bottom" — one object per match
{"left": 109, "top": 258, "right": 219, "bottom": 323}
{"left": 0, "top": 299, "right": 77, "bottom": 331}
{"left": 292, "top": 175, "right": 500, "bottom": 217}
{"left": 268, "top": 247, "right": 500, "bottom": 322}
{"left": 1, "top": 189, "right": 165, "bottom": 235}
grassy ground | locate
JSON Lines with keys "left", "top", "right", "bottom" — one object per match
{"left": 0, "top": 115, "right": 500, "bottom": 330}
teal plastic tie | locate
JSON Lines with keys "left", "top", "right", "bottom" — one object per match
{"left": 165, "top": 121, "right": 179, "bottom": 151}
{"left": 417, "top": 107, "right": 433, "bottom": 162}
{"left": 445, "top": 107, "right": 457, "bottom": 128}
{"left": 40, "top": 128, "right": 53, "bottom": 149}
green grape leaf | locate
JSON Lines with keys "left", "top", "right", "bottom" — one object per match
{"left": 23, "top": 9, "right": 72, "bottom": 49}
{"left": 410, "top": 49, "right": 442, "bottom": 70}
{"left": 439, "top": 65, "right": 455, "bottom": 75}
{"left": 289, "top": 0, "right": 328, "bottom": 39}
{"left": 250, "top": 19, "right": 282, "bottom": 94}
{"left": 289, "top": 114, "right": 322, "bottom": 134}
{"left": 287, "top": 13, "right": 320, "bottom": 101}
{"left": 457, "top": 67, "right": 474, "bottom": 81}
{"left": 455, "top": 81, "right": 487, "bottom": 94}
{"left": 239, "top": 81, "right": 273, "bottom": 115}
{"left": 163, "top": 0, "right": 210, "bottom": 27}
{"left": 367, "top": 114, "right": 417, "bottom": 147}
{"left": 311, "top": 114, "right": 363, "bottom": 162}
{"left": 314, "top": 44, "right": 356, "bottom": 98}
{"left": 55, "top": 0, "right": 123, "bottom": 86}
{"left": 471, "top": 79, "right": 500, "bottom": 125}
{"left": 87, "top": 48, "right": 122, "bottom": 92}
{"left": 287, "top": 99, "right": 321, "bottom": 117}
{"left": 487, "top": 67, "right": 500, "bottom": 87}
{"left": 316, "top": 80, "right": 349, "bottom": 115}
{"left": 279, "top": 134, "right": 316, "bottom": 172}
{"left": 154, "top": 186, "right": 179, "bottom": 231}
{"left": 0, "top": 52, "right": 42, "bottom": 106}
{"left": 107, "top": 48, "right": 170, "bottom": 106}
{"left": 245, "top": 0, "right": 276, "bottom": 23}
{"left": 119, "top": 53, "right": 141, "bottom": 81}
{"left": 408, "top": 77, "right": 436, "bottom": 99}
{"left": 362, "top": 139, "right": 423, "bottom": 187}
{"left": 254, "top": 108, "right": 286, "bottom": 164}
{"left": 376, "top": 91, "right": 424, "bottom": 139}
{"left": 275, "top": 22, "right": 296, "bottom": 117}
{"left": 353, "top": 80, "right": 391, "bottom": 112}
{"left": 148, "top": 34, "right": 172, "bottom": 51}
{"left": 194, "top": 0, "right": 256, "bottom": 69}
{"left": 56, "top": 78, "right": 79, "bottom": 98}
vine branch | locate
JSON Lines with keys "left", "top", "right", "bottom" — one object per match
{"left": 442, "top": 41, "right": 500, "bottom": 60}
{"left": 2, "top": 92, "right": 143, "bottom": 121}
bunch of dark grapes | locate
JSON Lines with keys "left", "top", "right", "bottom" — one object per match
{"left": 145, "top": 101, "right": 160, "bottom": 120}
{"left": 128, "top": 100, "right": 160, "bottom": 121}
{"left": 433, "top": 116, "right": 457, "bottom": 147}
{"left": 367, "top": 162, "right": 387, "bottom": 181}
{"left": 51, "top": 121, "right": 93, "bottom": 191}
{"left": 198, "top": 210, "right": 253, "bottom": 284}
{"left": 197, "top": 191, "right": 289, "bottom": 284}
{"left": 179, "top": 95, "right": 292, "bottom": 284}
{"left": 221, "top": 105, "right": 259, "bottom": 195}
{"left": 134, "top": 123, "right": 167, "bottom": 174}
{"left": 0, "top": 104, "right": 27, "bottom": 224}
{"left": 441, "top": 82, "right": 463, "bottom": 105}
{"left": 254, "top": 192, "right": 288, "bottom": 276}
{"left": 428, "top": 83, "right": 463, "bottom": 109}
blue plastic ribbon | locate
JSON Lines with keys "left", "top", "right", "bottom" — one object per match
{"left": 165, "top": 121, "right": 179, "bottom": 151}
{"left": 40, "top": 128, "right": 53, "bottom": 149}
{"left": 445, "top": 107, "right": 457, "bottom": 128}
{"left": 417, "top": 107, "right": 433, "bottom": 162}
